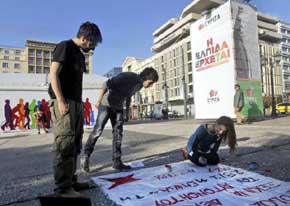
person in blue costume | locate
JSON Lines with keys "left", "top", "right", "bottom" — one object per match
{"left": 184, "top": 116, "right": 237, "bottom": 167}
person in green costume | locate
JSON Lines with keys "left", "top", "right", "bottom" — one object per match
{"left": 29, "top": 99, "right": 37, "bottom": 128}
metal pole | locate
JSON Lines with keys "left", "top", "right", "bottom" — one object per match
{"left": 181, "top": 46, "right": 188, "bottom": 119}
{"left": 270, "top": 59, "right": 276, "bottom": 117}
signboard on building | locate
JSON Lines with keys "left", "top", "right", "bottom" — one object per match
{"left": 190, "top": 1, "right": 263, "bottom": 119}
{"left": 190, "top": 1, "right": 235, "bottom": 119}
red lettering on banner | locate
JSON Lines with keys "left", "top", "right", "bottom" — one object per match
{"left": 156, "top": 198, "right": 223, "bottom": 206}
{"left": 231, "top": 190, "right": 250, "bottom": 197}
{"left": 244, "top": 182, "right": 281, "bottom": 194}
{"left": 154, "top": 183, "right": 234, "bottom": 205}
{"left": 250, "top": 194, "right": 290, "bottom": 206}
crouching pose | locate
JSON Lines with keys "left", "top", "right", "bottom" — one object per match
{"left": 81, "top": 67, "right": 159, "bottom": 172}
{"left": 185, "top": 116, "right": 237, "bottom": 167}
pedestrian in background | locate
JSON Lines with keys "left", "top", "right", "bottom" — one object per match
{"left": 234, "top": 84, "right": 245, "bottom": 124}
{"left": 34, "top": 107, "right": 48, "bottom": 134}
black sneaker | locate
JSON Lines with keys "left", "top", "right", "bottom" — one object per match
{"left": 112, "top": 161, "right": 132, "bottom": 170}
{"left": 72, "top": 181, "right": 96, "bottom": 191}
{"left": 55, "top": 187, "right": 84, "bottom": 198}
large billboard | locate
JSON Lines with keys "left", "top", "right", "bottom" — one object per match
{"left": 191, "top": 1, "right": 235, "bottom": 119}
{"left": 191, "top": 1, "right": 263, "bottom": 119}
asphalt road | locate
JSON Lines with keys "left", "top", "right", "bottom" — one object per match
{"left": 0, "top": 116, "right": 289, "bottom": 206}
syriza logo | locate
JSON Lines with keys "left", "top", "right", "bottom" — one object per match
{"left": 198, "top": 14, "right": 221, "bottom": 30}
{"left": 207, "top": 89, "right": 220, "bottom": 104}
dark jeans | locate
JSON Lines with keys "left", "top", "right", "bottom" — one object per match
{"left": 188, "top": 152, "right": 220, "bottom": 167}
{"left": 50, "top": 99, "right": 83, "bottom": 192}
{"left": 84, "top": 105, "right": 124, "bottom": 162}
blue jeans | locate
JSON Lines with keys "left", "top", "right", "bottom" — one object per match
{"left": 84, "top": 105, "right": 124, "bottom": 162}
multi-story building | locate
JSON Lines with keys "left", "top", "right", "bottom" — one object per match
{"left": 258, "top": 13, "right": 283, "bottom": 105}
{"left": 0, "top": 40, "right": 94, "bottom": 74}
{"left": 124, "top": 0, "right": 285, "bottom": 117}
{"left": 278, "top": 21, "right": 290, "bottom": 100}
{"left": 103, "top": 67, "right": 122, "bottom": 78}
{"left": 25, "top": 40, "right": 93, "bottom": 74}
{"left": 0, "top": 46, "right": 26, "bottom": 73}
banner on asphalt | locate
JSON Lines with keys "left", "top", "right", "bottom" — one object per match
{"left": 92, "top": 161, "right": 290, "bottom": 206}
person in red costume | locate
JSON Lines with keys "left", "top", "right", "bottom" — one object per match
{"left": 83, "top": 98, "right": 92, "bottom": 126}
{"left": 11, "top": 102, "right": 20, "bottom": 128}
{"left": 41, "top": 99, "right": 51, "bottom": 129}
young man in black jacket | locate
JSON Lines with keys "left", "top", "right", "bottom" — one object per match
{"left": 81, "top": 67, "right": 158, "bottom": 172}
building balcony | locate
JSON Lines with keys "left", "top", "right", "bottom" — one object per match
{"left": 259, "top": 29, "right": 281, "bottom": 43}
{"left": 258, "top": 21, "right": 278, "bottom": 32}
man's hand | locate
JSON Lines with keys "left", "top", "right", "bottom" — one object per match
{"left": 58, "top": 99, "right": 69, "bottom": 116}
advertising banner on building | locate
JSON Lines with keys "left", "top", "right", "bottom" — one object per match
{"left": 93, "top": 161, "right": 290, "bottom": 206}
{"left": 231, "top": 1, "right": 264, "bottom": 118}
{"left": 190, "top": 1, "right": 263, "bottom": 119}
{"left": 190, "top": 1, "right": 236, "bottom": 119}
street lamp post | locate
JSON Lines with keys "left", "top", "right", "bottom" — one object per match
{"left": 174, "top": 27, "right": 189, "bottom": 119}
{"left": 180, "top": 46, "right": 188, "bottom": 119}
{"left": 269, "top": 57, "right": 277, "bottom": 117}
{"left": 271, "top": 52, "right": 281, "bottom": 117}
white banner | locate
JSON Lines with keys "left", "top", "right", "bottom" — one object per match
{"left": 190, "top": 1, "right": 236, "bottom": 119}
{"left": 93, "top": 161, "right": 290, "bottom": 206}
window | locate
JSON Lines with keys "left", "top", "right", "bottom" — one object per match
{"left": 187, "top": 42, "right": 191, "bottom": 51}
{"left": 15, "top": 50, "right": 21, "bottom": 55}
{"left": 28, "top": 66, "right": 35, "bottom": 73}
{"left": 15, "top": 56, "right": 20, "bottom": 61}
{"left": 282, "top": 38, "right": 287, "bottom": 43}
{"left": 188, "top": 74, "right": 193, "bottom": 83}
{"left": 44, "top": 59, "right": 50, "bottom": 66}
{"left": 282, "top": 47, "right": 288, "bottom": 52}
{"left": 36, "top": 66, "right": 42, "bottom": 73}
{"left": 28, "top": 57, "right": 35, "bottom": 65}
{"left": 44, "top": 51, "right": 50, "bottom": 58}
{"left": 14, "top": 63, "right": 20, "bottom": 69}
{"left": 281, "top": 28, "right": 286, "bottom": 33}
{"left": 36, "top": 50, "right": 42, "bottom": 58}
{"left": 36, "top": 58, "right": 42, "bottom": 65}
{"left": 189, "top": 85, "right": 193, "bottom": 93}
{"left": 28, "top": 49, "right": 35, "bottom": 57}
{"left": 188, "top": 62, "right": 192, "bottom": 70}
{"left": 4, "top": 50, "right": 9, "bottom": 54}
{"left": 4, "top": 56, "right": 9, "bottom": 60}
{"left": 44, "top": 67, "right": 50, "bottom": 74}
{"left": 288, "top": 30, "right": 290, "bottom": 35}
{"left": 187, "top": 52, "right": 192, "bottom": 61}
{"left": 2, "top": 62, "right": 8, "bottom": 68}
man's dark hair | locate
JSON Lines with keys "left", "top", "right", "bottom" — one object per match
{"left": 234, "top": 84, "right": 240, "bottom": 88}
{"left": 77, "top": 21, "right": 102, "bottom": 43}
{"left": 140, "top": 67, "right": 159, "bottom": 82}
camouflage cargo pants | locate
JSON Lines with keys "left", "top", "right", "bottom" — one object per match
{"left": 50, "top": 99, "right": 83, "bottom": 191}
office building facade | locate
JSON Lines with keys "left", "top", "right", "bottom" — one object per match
{"left": 0, "top": 46, "right": 26, "bottom": 73}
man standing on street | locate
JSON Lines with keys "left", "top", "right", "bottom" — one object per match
{"left": 234, "top": 84, "right": 245, "bottom": 124}
{"left": 49, "top": 21, "right": 102, "bottom": 198}
{"left": 81, "top": 67, "right": 159, "bottom": 172}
